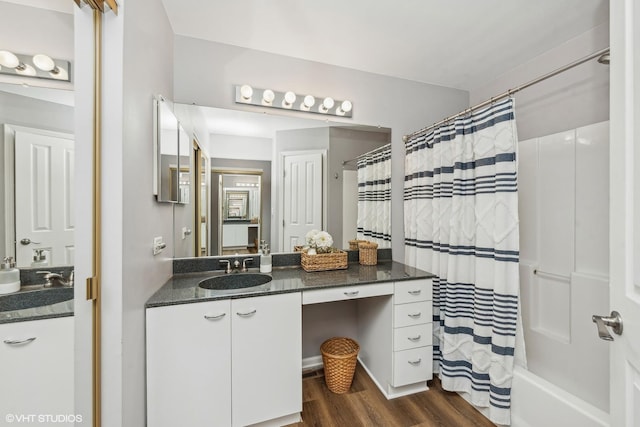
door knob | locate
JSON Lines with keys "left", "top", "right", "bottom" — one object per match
{"left": 592, "top": 311, "right": 623, "bottom": 341}
{"left": 20, "top": 238, "right": 41, "bottom": 245}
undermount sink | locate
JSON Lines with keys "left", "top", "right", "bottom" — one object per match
{"left": 0, "top": 286, "right": 74, "bottom": 312}
{"left": 198, "top": 273, "right": 272, "bottom": 291}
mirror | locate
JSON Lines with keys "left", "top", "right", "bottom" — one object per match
{"left": 174, "top": 104, "right": 392, "bottom": 255}
{"left": 0, "top": 83, "right": 75, "bottom": 268}
{"left": 154, "top": 96, "right": 192, "bottom": 204}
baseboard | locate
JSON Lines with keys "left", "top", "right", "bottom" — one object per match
{"left": 302, "top": 355, "right": 323, "bottom": 371}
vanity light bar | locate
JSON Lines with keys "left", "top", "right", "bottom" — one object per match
{"left": 0, "top": 50, "right": 71, "bottom": 82}
{"left": 234, "top": 85, "right": 353, "bottom": 118}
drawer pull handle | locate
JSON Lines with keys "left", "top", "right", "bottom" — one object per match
{"left": 408, "top": 312, "right": 422, "bottom": 319}
{"left": 4, "top": 337, "right": 36, "bottom": 345}
{"left": 236, "top": 309, "right": 257, "bottom": 317}
{"left": 204, "top": 313, "right": 226, "bottom": 320}
{"left": 408, "top": 358, "right": 422, "bottom": 366}
{"left": 344, "top": 291, "right": 360, "bottom": 297}
{"left": 408, "top": 290, "right": 422, "bottom": 296}
{"left": 407, "top": 335, "right": 422, "bottom": 342}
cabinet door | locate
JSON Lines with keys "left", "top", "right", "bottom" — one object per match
{"left": 146, "top": 300, "right": 231, "bottom": 427}
{"left": 0, "top": 317, "right": 73, "bottom": 416}
{"left": 232, "top": 293, "right": 302, "bottom": 427}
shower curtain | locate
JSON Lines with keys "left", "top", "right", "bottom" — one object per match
{"left": 356, "top": 144, "right": 391, "bottom": 248}
{"left": 404, "top": 98, "right": 520, "bottom": 425}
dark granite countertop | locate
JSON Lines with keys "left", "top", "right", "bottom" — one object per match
{"left": 0, "top": 286, "right": 74, "bottom": 325}
{"left": 146, "top": 261, "right": 434, "bottom": 309}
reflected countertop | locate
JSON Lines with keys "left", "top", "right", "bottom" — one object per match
{"left": 146, "top": 261, "right": 435, "bottom": 309}
{"left": 0, "top": 286, "right": 74, "bottom": 325}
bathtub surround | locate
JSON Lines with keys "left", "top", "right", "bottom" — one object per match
{"left": 356, "top": 144, "right": 392, "bottom": 248}
{"left": 404, "top": 98, "right": 521, "bottom": 425}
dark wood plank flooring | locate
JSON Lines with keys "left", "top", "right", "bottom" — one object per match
{"left": 286, "top": 364, "right": 496, "bottom": 427}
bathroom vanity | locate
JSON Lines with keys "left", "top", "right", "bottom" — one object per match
{"left": 145, "top": 261, "right": 434, "bottom": 427}
{"left": 0, "top": 287, "right": 74, "bottom": 418}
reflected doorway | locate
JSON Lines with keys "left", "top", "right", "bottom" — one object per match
{"left": 211, "top": 160, "right": 271, "bottom": 255}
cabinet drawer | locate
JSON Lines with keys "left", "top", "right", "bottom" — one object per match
{"left": 393, "top": 324, "right": 433, "bottom": 351}
{"left": 394, "top": 279, "right": 432, "bottom": 305}
{"left": 393, "top": 301, "right": 431, "bottom": 328}
{"left": 302, "top": 282, "right": 393, "bottom": 305}
{"left": 392, "top": 346, "right": 433, "bottom": 387}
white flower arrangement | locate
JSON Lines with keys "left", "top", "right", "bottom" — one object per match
{"left": 305, "top": 229, "right": 335, "bottom": 254}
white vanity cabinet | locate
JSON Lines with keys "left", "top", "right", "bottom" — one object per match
{"left": 146, "top": 292, "right": 302, "bottom": 427}
{"left": 357, "top": 278, "right": 433, "bottom": 399}
{"left": 0, "top": 316, "right": 74, "bottom": 416}
{"left": 146, "top": 299, "right": 232, "bottom": 427}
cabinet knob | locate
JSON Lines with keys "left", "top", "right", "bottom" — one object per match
{"left": 204, "top": 313, "right": 226, "bottom": 320}
{"left": 408, "top": 358, "right": 422, "bottom": 366}
{"left": 344, "top": 291, "right": 359, "bottom": 297}
{"left": 3, "top": 337, "right": 37, "bottom": 345}
{"left": 407, "top": 335, "right": 422, "bottom": 342}
{"left": 408, "top": 312, "right": 422, "bottom": 319}
{"left": 408, "top": 290, "right": 422, "bottom": 296}
{"left": 236, "top": 309, "right": 257, "bottom": 317}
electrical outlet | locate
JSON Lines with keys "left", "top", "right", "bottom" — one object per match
{"left": 153, "top": 236, "right": 165, "bottom": 256}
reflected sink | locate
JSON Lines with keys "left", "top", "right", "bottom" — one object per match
{"left": 198, "top": 273, "right": 272, "bottom": 291}
{"left": 0, "top": 287, "right": 74, "bottom": 312}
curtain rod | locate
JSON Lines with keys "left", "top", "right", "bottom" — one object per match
{"left": 403, "top": 47, "right": 610, "bottom": 142}
{"left": 342, "top": 142, "right": 392, "bottom": 166}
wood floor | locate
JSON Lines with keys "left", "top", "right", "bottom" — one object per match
{"left": 286, "top": 364, "right": 496, "bottom": 427}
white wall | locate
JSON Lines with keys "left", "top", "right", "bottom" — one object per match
{"left": 469, "top": 23, "right": 609, "bottom": 141}
{"left": 173, "top": 37, "right": 470, "bottom": 261}
{"left": 209, "top": 133, "right": 273, "bottom": 161}
{"left": 518, "top": 121, "right": 610, "bottom": 412}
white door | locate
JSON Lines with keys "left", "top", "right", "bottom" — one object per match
{"left": 608, "top": 3, "right": 640, "bottom": 426}
{"left": 282, "top": 152, "right": 323, "bottom": 251}
{"left": 14, "top": 127, "right": 74, "bottom": 267}
{"left": 342, "top": 170, "right": 358, "bottom": 248}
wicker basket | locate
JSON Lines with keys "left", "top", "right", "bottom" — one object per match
{"left": 321, "top": 337, "right": 360, "bottom": 394}
{"left": 358, "top": 241, "right": 378, "bottom": 265}
{"left": 348, "top": 239, "right": 367, "bottom": 251}
{"left": 301, "top": 250, "right": 348, "bottom": 272}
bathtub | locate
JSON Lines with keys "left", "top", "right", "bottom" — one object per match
{"left": 510, "top": 366, "right": 609, "bottom": 427}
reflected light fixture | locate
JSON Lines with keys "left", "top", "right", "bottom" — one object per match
{"left": 262, "top": 89, "right": 275, "bottom": 105}
{"left": 234, "top": 84, "right": 353, "bottom": 118}
{"left": 0, "top": 50, "right": 71, "bottom": 82}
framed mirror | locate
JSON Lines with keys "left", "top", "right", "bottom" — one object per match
{"left": 174, "top": 105, "right": 391, "bottom": 256}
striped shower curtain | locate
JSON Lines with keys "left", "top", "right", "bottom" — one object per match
{"left": 404, "top": 98, "right": 520, "bottom": 425}
{"left": 356, "top": 144, "right": 391, "bottom": 248}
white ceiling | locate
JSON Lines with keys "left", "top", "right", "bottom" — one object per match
{"left": 159, "top": 0, "right": 608, "bottom": 91}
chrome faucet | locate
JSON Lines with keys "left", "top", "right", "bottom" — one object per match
{"left": 241, "top": 258, "right": 253, "bottom": 272}
{"left": 219, "top": 260, "right": 232, "bottom": 274}
{"left": 37, "top": 270, "right": 74, "bottom": 287}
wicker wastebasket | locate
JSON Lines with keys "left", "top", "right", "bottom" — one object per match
{"left": 358, "top": 241, "right": 378, "bottom": 265}
{"left": 320, "top": 337, "right": 360, "bottom": 394}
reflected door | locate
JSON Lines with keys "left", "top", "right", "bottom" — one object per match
{"left": 282, "top": 152, "right": 323, "bottom": 251}
{"left": 14, "top": 127, "right": 74, "bottom": 267}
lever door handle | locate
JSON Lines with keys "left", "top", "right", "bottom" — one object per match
{"left": 592, "top": 311, "right": 623, "bottom": 341}
{"left": 20, "top": 238, "right": 41, "bottom": 245}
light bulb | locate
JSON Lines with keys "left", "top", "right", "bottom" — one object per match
{"left": 282, "top": 91, "right": 296, "bottom": 108}
{"left": 301, "top": 95, "right": 315, "bottom": 110}
{"left": 0, "top": 50, "right": 19, "bottom": 68}
{"left": 336, "top": 100, "right": 353, "bottom": 116}
{"left": 262, "top": 89, "right": 275, "bottom": 105}
{"left": 15, "top": 64, "right": 36, "bottom": 76}
{"left": 240, "top": 84, "right": 253, "bottom": 101}
{"left": 319, "top": 97, "right": 335, "bottom": 113}
{"left": 33, "top": 54, "right": 56, "bottom": 71}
